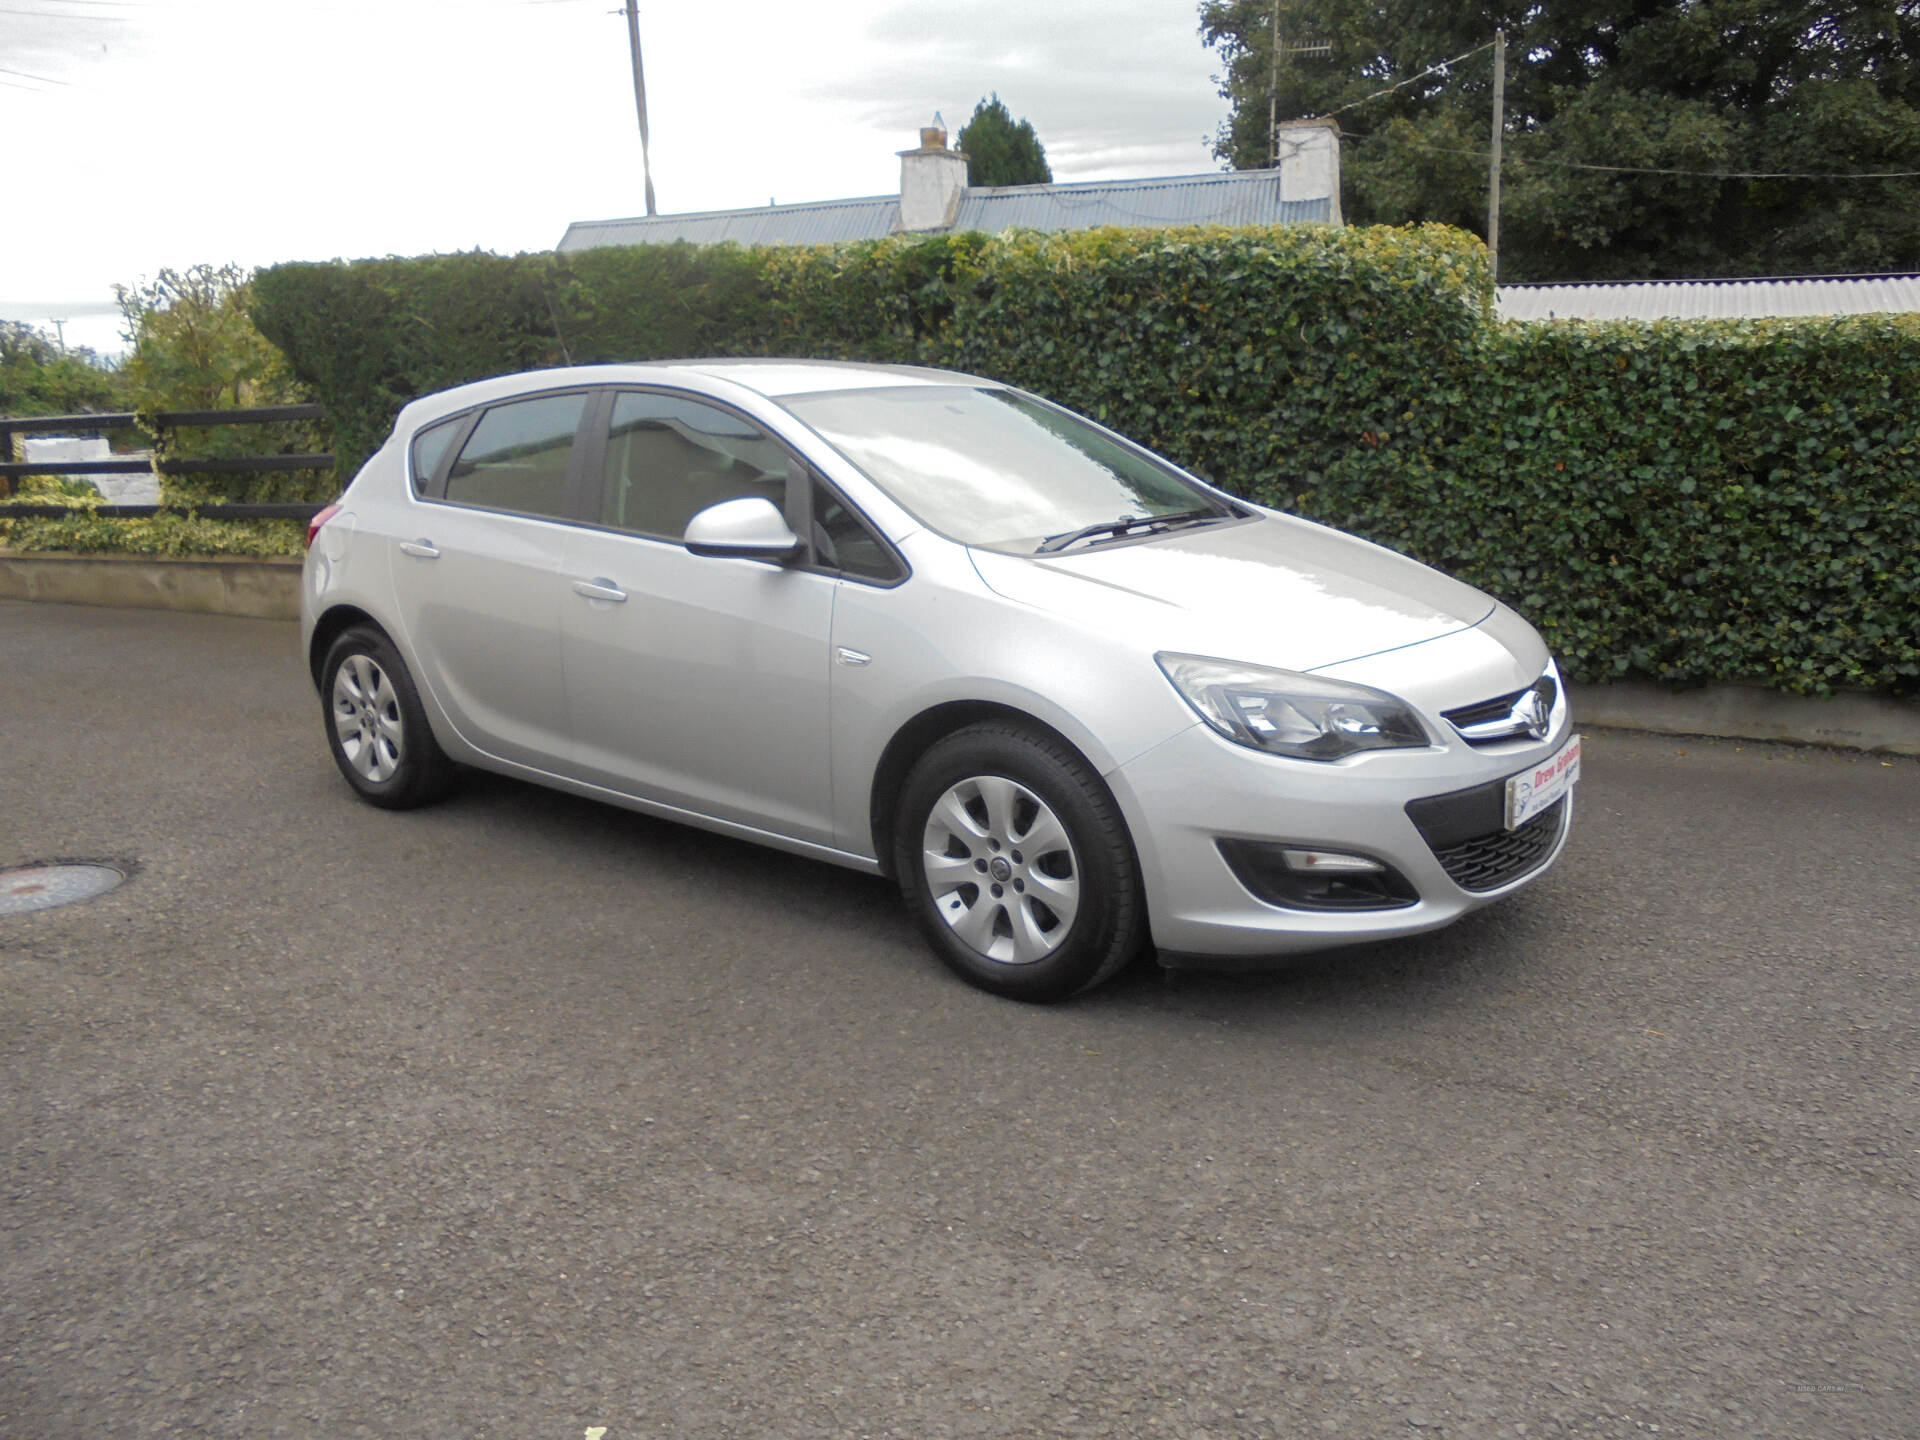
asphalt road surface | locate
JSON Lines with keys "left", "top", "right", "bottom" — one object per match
{"left": 3, "top": 599, "right": 1915, "bottom": 1440}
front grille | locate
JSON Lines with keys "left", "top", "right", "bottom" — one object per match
{"left": 1419, "top": 799, "right": 1566, "bottom": 893}
{"left": 1444, "top": 674, "right": 1559, "bottom": 745}
{"left": 1444, "top": 687, "right": 1528, "bottom": 731}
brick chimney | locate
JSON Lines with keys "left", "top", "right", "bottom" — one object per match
{"left": 897, "top": 112, "right": 968, "bottom": 232}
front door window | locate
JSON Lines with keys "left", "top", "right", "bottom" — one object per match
{"left": 599, "top": 392, "right": 789, "bottom": 537}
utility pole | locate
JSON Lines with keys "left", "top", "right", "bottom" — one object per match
{"left": 1268, "top": 0, "right": 1280, "bottom": 168}
{"left": 1488, "top": 27, "right": 1506, "bottom": 281}
{"left": 1268, "top": 0, "right": 1331, "bottom": 166}
{"left": 624, "top": 0, "right": 658, "bottom": 216}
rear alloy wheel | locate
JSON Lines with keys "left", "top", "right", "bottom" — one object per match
{"left": 320, "top": 625, "right": 454, "bottom": 809}
{"left": 895, "top": 722, "right": 1143, "bottom": 1001}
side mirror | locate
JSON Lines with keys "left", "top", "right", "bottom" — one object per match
{"left": 683, "top": 496, "right": 803, "bottom": 562}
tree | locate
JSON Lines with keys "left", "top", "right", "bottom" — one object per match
{"left": 1197, "top": 1, "right": 1920, "bottom": 280}
{"left": 115, "top": 264, "right": 309, "bottom": 414}
{"left": 958, "top": 94, "right": 1054, "bottom": 187}
{"left": 0, "top": 322, "right": 125, "bottom": 418}
{"left": 114, "top": 264, "right": 326, "bottom": 503}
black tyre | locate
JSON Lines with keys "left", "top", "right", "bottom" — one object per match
{"left": 894, "top": 721, "right": 1144, "bottom": 1002}
{"left": 320, "top": 625, "right": 455, "bottom": 810}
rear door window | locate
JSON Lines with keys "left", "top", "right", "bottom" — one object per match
{"left": 444, "top": 393, "right": 589, "bottom": 520}
{"left": 410, "top": 417, "right": 464, "bottom": 495}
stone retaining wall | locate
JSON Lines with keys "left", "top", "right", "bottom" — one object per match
{"left": 0, "top": 551, "right": 300, "bottom": 621}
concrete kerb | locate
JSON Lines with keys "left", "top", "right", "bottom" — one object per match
{"left": 0, "top": 550, "right": 301, "bottom": 622}
{"left": 1, "top": 550, "right": 1915, "bottom": 756}
{"left": 1567, "top": 681, "right": 1920, "bottom": 757}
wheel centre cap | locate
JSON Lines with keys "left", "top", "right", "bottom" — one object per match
{"left": 989, "top": 857, "right": 1013, "bottom": 883}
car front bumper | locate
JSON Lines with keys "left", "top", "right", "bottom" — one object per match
{"left": 1110, "top": 715, "right": 1577, "bottom": 960}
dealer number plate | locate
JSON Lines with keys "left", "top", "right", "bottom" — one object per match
{"left": 1505, "top": 735, "right": 1582, "bottom": 830}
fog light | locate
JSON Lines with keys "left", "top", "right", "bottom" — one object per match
{"left": 1217, "top": 840, "right": 1417, "bottom": 912}
{"left": 1278, "top": 847, "right": 1386, "bottom": 874}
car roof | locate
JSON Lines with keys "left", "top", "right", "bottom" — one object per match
{"left": 678, "top": 359, "right": 979, "bottom": 397}
{"left": 390, "top": 358, "right": 984, "bottom": 434}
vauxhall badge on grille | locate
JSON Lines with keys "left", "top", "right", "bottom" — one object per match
{"left": 1513, "top": 688, "right": 1552, "bottom": 741}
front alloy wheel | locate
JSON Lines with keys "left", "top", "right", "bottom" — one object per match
{"left": 896, "top": 722, "right": 1143, "bottom": 1001}
{"left": 921, "top": 775, "right": 1081, "bottom": 966}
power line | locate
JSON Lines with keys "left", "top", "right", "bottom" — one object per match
{"left": 0, "top": 64, "right": 68, "bottom": 87}
{"left": 1345, "top": 132, "right": 1920, "bottom": 181}
{"left": 1300, "top": 27, "right": 1920, "bottom": 182}
{"left": 1515, "top": 154, "right": 1920, "bottom": 181}
{"left": 1308, "top": 40, "right": 1496, "bottom": 123}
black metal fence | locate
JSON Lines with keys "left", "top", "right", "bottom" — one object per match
{"left": 0, "top": 404, "right": 333, "bottom": 520}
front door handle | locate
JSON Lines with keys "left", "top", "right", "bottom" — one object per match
{"left": 398, "top": 539, "right": 439, "bottom": 559}
{"left": 572, "top": 577, "right": 628, "bottom": 603}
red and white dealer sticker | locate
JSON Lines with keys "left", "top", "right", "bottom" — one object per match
{"left": 1505, "top": 735, "right": 1582, "bottom": 830}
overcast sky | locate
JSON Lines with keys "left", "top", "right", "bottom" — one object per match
{"left": 1, "top": 0, "right": 1230, "bottom": 349}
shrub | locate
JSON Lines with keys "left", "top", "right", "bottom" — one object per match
{"left": 0, "top": 497, "right": 302, "bottom": 558}
{"left": 1445, "top": 316, "right": 1920, "bottom": 694}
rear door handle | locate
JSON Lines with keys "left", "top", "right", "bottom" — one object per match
{"left": 572, "top": 577, "right": 628, "bottom": 603}
{"left": 398, "top": 539, "right": 439, "bottom": 559}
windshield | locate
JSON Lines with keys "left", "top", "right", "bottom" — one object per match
{"left": 779, "top": 386, "right": 1228, "bottom": 550}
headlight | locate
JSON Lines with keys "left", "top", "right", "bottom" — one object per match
{"left": 1156, "top": 652, "right": 1430, "bottom": 761}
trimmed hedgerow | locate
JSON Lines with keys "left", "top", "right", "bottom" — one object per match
{"left": 1441, "top": 316, "right": 1920, "bottom": 696}
{"left": 250, "top": 226, "right": 1919, "bottom": 696}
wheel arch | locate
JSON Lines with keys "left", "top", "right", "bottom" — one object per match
{"left": 307, "top": 604, "right": 382, "bottom": 689}
{"left": 868, "top": 700, "right": 1131, "bottom": 883}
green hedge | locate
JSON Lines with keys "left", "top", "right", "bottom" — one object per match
{"left": 252, "top": 227, "right": 1919, "bottom": 696}
{"left": 251, "top": 247, "right": 770, "bottom": 474}
{"left": 1389, "top": 319, "right": 1920, "bottom": 696}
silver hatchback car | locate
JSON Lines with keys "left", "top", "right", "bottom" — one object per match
{"left": 302, "top": 360, "right": 1578, "bottom": 1000}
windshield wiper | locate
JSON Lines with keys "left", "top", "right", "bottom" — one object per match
{"left": 1146, "top": 506, "right": 1228, "bottom": 532}
{"left": 1034, "top": 507, "right": 1226, "bottom": 555}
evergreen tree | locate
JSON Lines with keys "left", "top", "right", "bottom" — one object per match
{"left": 958, "top": 94, "right": 1054, "bottom": 187}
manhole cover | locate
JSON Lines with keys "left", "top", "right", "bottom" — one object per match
{"left": 1, "top": 862, "right": 131, "bottom": 916}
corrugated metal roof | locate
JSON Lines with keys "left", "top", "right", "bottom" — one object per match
{"left": 951, "top": 171, "right": 1331, "bottom": 232}
{"left": 558, "top": 171, "right": 1333, "bottom": 253}
{"left": 557, "top": 196, "right": 899, "bottom": 251}
{"left": 1498, "top": 275, "right": 1920, "bottom": 321}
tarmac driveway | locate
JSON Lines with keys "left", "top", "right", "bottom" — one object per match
{"left": 2, "top": 599, "right": 1916, "bottom": 1439}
